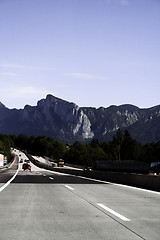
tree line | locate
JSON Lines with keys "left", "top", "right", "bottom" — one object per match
{"left": 0, "top": 134, "right": 15, "bottom": 162}
{"left": 0, "top": 129, "right": 160, "bottom": 167}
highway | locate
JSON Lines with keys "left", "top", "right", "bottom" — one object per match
{"left": 0, "top": 152, "right": 160, "bottom": 240}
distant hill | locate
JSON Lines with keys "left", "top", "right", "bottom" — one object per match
{"left": 0, "top": 94, "right": 160, "bottom": 144}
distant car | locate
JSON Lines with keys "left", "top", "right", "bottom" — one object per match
{"left": 24, "top": 159, "right": 30, "bottom": 163}
{"left": 84, "top": 166, "right": 92, "bottom": 171}
{"left": 57, "top": 159, "right": 64, "bottom": 167}
{"left": 52, "top": 163, "right": 56, "bottom": 167}
{"left": 22, "top": 163, "right": 31, "bottom": 171}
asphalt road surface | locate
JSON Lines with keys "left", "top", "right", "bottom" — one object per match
{"left": 0, "top": 151, "right": 160, "bottom": 240}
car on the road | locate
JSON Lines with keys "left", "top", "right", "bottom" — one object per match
{"left": 22, "top": 163, "right": 31, "bottom": 171}
{"left": 57, "top": 159, "right": 64, "bottom": 167}
{"left": 83, "top": 166, "right": 92, "bottom": 171}
{"left": 24, "top": 159, "right": 30, "bottom": 163}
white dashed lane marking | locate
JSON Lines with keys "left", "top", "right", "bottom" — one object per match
{"left": 97, "top": 203, "right": 130, "bottom": 222}
{"left": 49, "top": 177, "right": 54, "bottom": 180}
{"left": 65, "top": 185, "right": 74, "bottom": 191}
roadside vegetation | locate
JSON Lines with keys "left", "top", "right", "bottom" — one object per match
{"left": 0, "top": 134, "right": 15, "bottom": 163}
{"left": 0, "top": 129, "right": 160, "bottom": 168}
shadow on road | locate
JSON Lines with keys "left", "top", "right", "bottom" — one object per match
{"left": 12, "top": 172, "right": 108, "bottom": 184}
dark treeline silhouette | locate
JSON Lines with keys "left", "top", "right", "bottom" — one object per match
{"left": 64, "top": 129, "right": 160, "bottom": 168}
{"left": 0, "top": 134, "right": 15, "bottom": 162}
{"left": 1, "top": 129, "right": 160, "bottom": 167}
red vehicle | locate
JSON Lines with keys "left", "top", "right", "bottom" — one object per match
{"left": 22, "top": 163, "right": 31, "bottom": 171}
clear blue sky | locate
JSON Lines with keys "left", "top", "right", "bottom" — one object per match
{"left": 0, "top": 0, "right": 160, "bottom": 109}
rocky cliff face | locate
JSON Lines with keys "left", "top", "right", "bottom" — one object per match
{"left": 0, "top": 95, "right": 160, "bottom": 143}
{"left": 0, "top": 95, "right": 94, "bottom": 142}
{"left": 35, "top": 95, "right": 94, "bottom": 139}
{"left": 82, "top": 104, "right": 160, "bottom": 143}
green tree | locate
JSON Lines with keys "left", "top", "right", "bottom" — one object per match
{"left": 15, "top": 134, "right": 28, "bottom": 150}
{"left": 0, "top": 140, "right": 4, "bottom": 154}
{"left": 121, "top": 130, "right": 141, "bottom": 160}
{"left": 65, "top": 141, "right": 89, "bottom": 166}
{"left": 111, "top": 129, "right": 124, "bottom": 160}
{"left": 0, "top": 135, "right": 14, "bottom": 162}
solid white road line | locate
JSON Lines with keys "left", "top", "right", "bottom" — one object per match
{"left": 97, "top": 203, "right": 130, "bottom": 222}
{"left": 0, "top": 168, "right": 19, "bottom": 193}
{"left": 76, "top": 175, "right": 160, "bottom": 195}
{"left": 65, "top": 185, "right": 74, "bottom": 191}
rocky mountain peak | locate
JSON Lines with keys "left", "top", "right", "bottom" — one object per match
{"left": 22, "top": 95, "right": 94, "bottom": 140}
{"left": 0, "top": 102, "right": 7, "bottom": 109}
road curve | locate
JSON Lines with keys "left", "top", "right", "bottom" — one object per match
{"left": 0, "top": 152, "right": 159, "bottom": 240}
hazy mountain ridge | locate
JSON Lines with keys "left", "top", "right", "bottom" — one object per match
{"left": 0, "top": 95, "right": 160, "bottom": 143}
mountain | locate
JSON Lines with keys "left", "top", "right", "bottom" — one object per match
{"left": 0, "top": 95, "right": 160, "bottom": 144}
{"left": 0, "top": 95, "right": 94, "bottom": 143}
{"left": 82, "top": 104, "right": 160, "bottom": 143}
